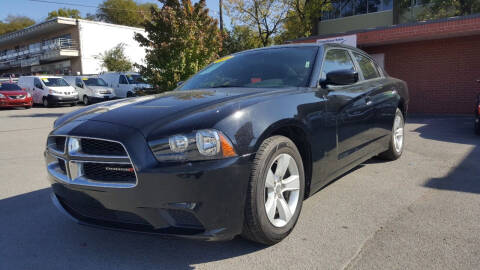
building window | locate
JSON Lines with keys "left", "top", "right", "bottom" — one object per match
{"left": 321, "top": 0, "right": 393, "bottom": 21}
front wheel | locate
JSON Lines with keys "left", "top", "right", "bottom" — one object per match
{"left": 42, "top": 98, "right": 50, "bottom": 108}
{"left": 83, "top": 95, "right": 89, "bottom": 105}
{"left": 379, "top": 108, "right": 405, "bottom": 160}
{"left": 242, "top": 136, "right": 305, "bottom": 245}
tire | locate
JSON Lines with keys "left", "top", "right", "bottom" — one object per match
{"left": 379, "top": 108, "right": 405, "bottom": 160}
{"left": 126, "top": 92, "right": 133, "bottom": 97}
{"left": 24, "top": 106, "right": 31, "bottom": 109}
{"left": 83, "top": 95, "right": 89, "bottom": 105}
{"left": 242, "top": 135, "right": 305, "bottom": 245}
{"left": 475, "top": 118, "right": 480, "bottom": 135}
{"left": 42, "top": 98, "right": 50, "bottom": 108}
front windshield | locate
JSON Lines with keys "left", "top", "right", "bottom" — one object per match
{"left": 180, "top": 47, "right": 318, "bottom": 90}
{"left": 42, "top": 78, "right": 69, "bottom": 87}
{"left": 84, "top": 78, "right": 108, "bottom": 86}
{"left": 0, "top": 83, "right": 22, "bottom": 91}
{"left": 126, "top": 74, "right": 146, "bottom": 84}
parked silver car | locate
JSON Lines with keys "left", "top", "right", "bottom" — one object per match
{"left": 64, "top": 75, "right": 115, "bottom": 105}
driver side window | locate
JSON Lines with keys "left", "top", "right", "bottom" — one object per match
{"left": 119, "top": 75, "right": 128, "bottom": 84}
{"left": 321, "top": 49, "right": 355, "bottom": 80}
{"left": 34, "top": 78, "right": 43, "bottom": 89}
{"left": 75, "top": 78, "right": 83, "bottom": 88}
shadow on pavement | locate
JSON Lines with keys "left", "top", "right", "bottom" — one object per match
{"left": 409, "top": 115, "right": 480, "bottom": 194}
{"left": 0, "top": 188, "right": 263, "bottom": 270}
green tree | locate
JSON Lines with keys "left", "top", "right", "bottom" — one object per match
{"left": 225, "top": 0, "right": 290, "bottom": 46}
{"left": 134, "top": 0, "right": 222, "bottom": 92}
{"left": 46, "top": 8, "right": 82, "bottom": 20}
{"left": 95, "top": 43, "right": 133, "bottom": 71}
{"left": 97, "top": 0, "right": 157, "bottom": 27}
{"left": 276, "top": 0, "right": 332, "bottom": 43}
{"left": 418, "top": 0, "right": 480, "bottom": 20}
{"left": 0, "top": 15, "right": 35, "bottom": 35}
{"left": 222, "top": 25, "right": 262, "bottom": 55}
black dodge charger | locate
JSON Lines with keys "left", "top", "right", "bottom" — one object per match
{"left": 45, "top": 43, "right": 408, "bottom": 245}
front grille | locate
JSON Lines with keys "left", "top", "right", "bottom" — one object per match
{"left": 47, "top": 136, "right": 66, "bottom": 153}
{"left": 46, "top": 136, "right": 137, "bottom": 187}
{"left": 57, "top": 195, "right": 149, "bottom": 225}
{"left": 80, "top": 138, "right": 127, "bottom": 156}
{"left": 83, "top": 163, "right": 135, "bottom": 182}
{"left": 9, "top": 95, "right": 25, "bottom": 99}
{"left": 58, "top": 159, "right": 66, "bottom": 173}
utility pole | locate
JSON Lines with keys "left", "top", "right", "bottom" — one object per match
{"left": 219, "top": 0, "right": 224, "bottom": 32}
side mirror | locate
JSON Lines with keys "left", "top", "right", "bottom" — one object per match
{"left": 320, "top": 69, "right": 359, "bottom": 88}
{"left": 35, "top": 84, "right": 43, "bottom": 89}
{"left": 177, "top": 81, "right": 184, "bottom": 87}
{"left": 76, "top": 83, "right": 83, "bottom": 88}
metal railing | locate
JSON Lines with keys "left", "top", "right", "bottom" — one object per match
{"left": 0, "top": 38, "right": 79, "bottom": 63}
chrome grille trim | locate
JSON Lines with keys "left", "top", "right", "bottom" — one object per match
{"left": 46, "top": 136, "right": 138, "bottom": 188}
{"left": 47, "top": 135, "right": 67, "bottom": 155}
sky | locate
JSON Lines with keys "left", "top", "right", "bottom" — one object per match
{"left": 0, "top": 0, "right": 230, "bottom": 26}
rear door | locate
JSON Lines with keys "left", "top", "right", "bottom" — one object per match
{"left": 322, "top": 48, "right": 377, "bottom": 176}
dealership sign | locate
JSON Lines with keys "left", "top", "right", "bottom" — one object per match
{"left": 316, "top": 34, "right": 357, "bottom": 47}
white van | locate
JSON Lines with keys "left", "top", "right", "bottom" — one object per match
{"left": 64, "top": 75, "right": 115, "bottom": 105}
{"left": 18, "top": 76, "right": 78, "bottom": 107}
{"left": 99, "top": 72, "right": 152, "bottom": 98}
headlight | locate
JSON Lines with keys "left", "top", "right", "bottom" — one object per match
{"left": 27, "top": 92, "right": 31, "bottom": 98}
{"left": 149, "top": 129, "right": 237, "bottom": 162}
{"left": 49, "top": 89, "right": 60, "bottom": 94}
{"left": 0, "top": 93, "right": 5, "bottom": 98}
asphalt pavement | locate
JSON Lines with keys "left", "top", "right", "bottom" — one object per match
{"left": 0, "top": 106, "right": 479, "bottom": 270}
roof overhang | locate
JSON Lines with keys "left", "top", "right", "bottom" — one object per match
{"left": 0, "top": 17, "right": 77, "bottom": 47}
{"left": 291, "top": 14, "right": 480, "bottom": 47}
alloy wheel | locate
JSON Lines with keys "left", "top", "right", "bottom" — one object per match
{"left": 393, "top": 113, "right": 404, "bottom": 153}
{"left": 264, "top": 153, "right": 300, "bottom": 227}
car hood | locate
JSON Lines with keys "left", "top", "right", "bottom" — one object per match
{"left": 0, "top": 90, "right": 27, "bottom": 96}
{"left": 55, "top": 88, "right": 293, "bottom": 132}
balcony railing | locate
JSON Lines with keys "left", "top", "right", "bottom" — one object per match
{"left": 0, "top": 38, "right": 79, "bottom": 62}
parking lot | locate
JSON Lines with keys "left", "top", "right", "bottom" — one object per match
{"left": 1, "top": 106, "right": 479, "bottom": 270}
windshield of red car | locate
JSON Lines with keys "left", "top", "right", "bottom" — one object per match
{"left": 0, "top": 83, "right": 22, "bottom": 91}
{"left": 180, "top": 47, "right": 319, "bottom": 90}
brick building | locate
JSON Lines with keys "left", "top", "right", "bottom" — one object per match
{"left": 294, "top": 14, "right": 480, "bottom": 114}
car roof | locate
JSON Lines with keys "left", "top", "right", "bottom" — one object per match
{"left": 234, "top": 42, "right": 365, "bottom": 55}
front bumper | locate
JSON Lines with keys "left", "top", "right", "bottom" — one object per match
{"left": 89, "top": 95, "right": 116, "bottom": 103}
{"left": 46, "top": 120, "right": 252, "bottom": 241}
{"left": 0, "top": 98, "right": 33, "bottom": 107}
{"left": 48, "top": 94, "right": 78, "bottom": 104}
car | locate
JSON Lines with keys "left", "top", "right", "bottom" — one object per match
{"left": 45, "top": 44, "right": 409, "bottom": 245}
{"left": 64, "top": 75, "right": 115, "bottom": 105}
{"left": 0, "top": 82, "right": 33, "bottom": 109}
{"left": 18, "top": 76, "right": 78, "bottom": 107}
{"left": 99, "top": 72, "right": 153, "bottom": 98}
{"left": 475, "top": 79, "right": 480, "bottom": 135}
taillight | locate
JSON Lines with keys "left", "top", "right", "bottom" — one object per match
{"left": 478, "top": 104, "right": 480, "bottom": 115}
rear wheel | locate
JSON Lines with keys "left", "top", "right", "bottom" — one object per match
{"left": 24, "top": 106, "right": 31, "bottom": 109}
{"left": 242, "top": 136, "right": 305, "bottom": 245}
{"left": 379, "top": 108, "right": 405, "bottom": 160}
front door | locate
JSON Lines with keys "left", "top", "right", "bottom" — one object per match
{"left": 321, "top": 49, "right": 377, "bottom": 177}
{"left": 33, "top": 78, "right": 44, "bottom": 104}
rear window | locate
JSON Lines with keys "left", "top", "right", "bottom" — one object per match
{"left": 353, "top": 53, "right": 380, "bottom": 80}
{"left": 0, "top": 83, "right": 22, "bottom": 91}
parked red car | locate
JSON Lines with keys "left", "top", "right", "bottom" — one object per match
{"left": 0, "top": 83, "right": 33, "bottom": 109}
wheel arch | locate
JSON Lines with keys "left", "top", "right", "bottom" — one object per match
{"left": 255, "top": 120, "right": 313, "bottom": 199}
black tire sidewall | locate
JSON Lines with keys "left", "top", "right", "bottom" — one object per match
{"left": 83, "top": 96, "right": 89, "bottom": 105}
{"left": 253, "top": 137, "right": 305, "bottom": 241}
